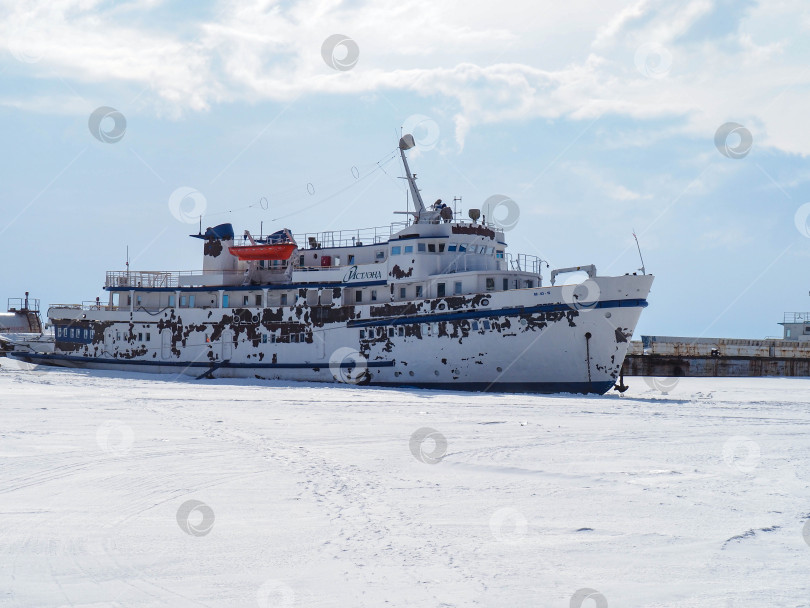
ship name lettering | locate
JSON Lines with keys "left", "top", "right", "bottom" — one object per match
{"left": 343, "top": 265, "right": 382, "bottom": 282}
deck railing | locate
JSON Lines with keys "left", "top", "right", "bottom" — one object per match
{"left": 782, "top": 312, "right": 810, "bottom": 324}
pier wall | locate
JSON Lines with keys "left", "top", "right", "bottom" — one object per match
{"left": 622, "top": 335, "right": 810, "bottom": 377}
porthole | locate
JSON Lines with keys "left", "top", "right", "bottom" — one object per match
{"left": 496, "top": 366, "right": 503, "bottom": 372}
{"left": 605, "top": 312, "right": 612, "bottom": 318}
{"left": 481, "top": 298, "right": 489, "bottom": 306}
{"left": 409, "top": 371, "right": 415, "bottom": 376}
{"left": 434, "top": 370, "right": 440, "bottom": 376}
{"left": 519, "top": 318, "right": 528, "bottom": 326}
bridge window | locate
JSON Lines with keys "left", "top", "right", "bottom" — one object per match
{"left": 417, "top": 243, "right": 426, "bottom": 252}
{"left": 391, "top": 246, "right": 401, "bottom": 255}
{"left": 458, "top": 244, "right": 467, "bottom": 252}
{"left": 526, "top": 280, "right": 533, "bottom": 288}
{"left": 428, "top": 244, "right": 436, "bottom": 253}
{"left": 438, "top": 244, "right": 445, "bottom": 252}
{"left": 376, "top": 250, "right": 385, "bottom": 260}
{"left": 448, "top": 244, "right": 457, "bottom": 252}
{"left": 404, "top": 245, "right": 413, "bottom": 253}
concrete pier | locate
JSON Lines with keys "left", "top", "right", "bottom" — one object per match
{"left": 622, "top": 335, "right": 810, "bottom": 377}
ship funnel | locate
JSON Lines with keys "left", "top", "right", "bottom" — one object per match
{"left": 468, "top": 208, "right": 481, "bottom": 223}
{"left": 399, "top": 134, "right": 416, "bottom": 151}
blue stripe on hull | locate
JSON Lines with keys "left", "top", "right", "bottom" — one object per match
{"left": 9, "top": 353, "right": 616, "bottom": 395}
{"left": 8, "top": 352, "right": 393, "bottom": 370}
{"left": 372, "top": 381, "right": 616, "bottom": 395}
{"left": 348, "top": 298, "right": 648, "bottom": 328}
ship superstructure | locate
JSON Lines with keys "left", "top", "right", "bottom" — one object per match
{"left": 10, "top": 135, "right": 653, "bottom": 393}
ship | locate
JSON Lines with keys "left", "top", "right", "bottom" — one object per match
{"left": 8, "top": 135, "right": 654, "bottom": 394}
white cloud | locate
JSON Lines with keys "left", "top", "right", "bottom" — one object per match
{"left": 1, "top": 0, "right": 809, "bottom": 154}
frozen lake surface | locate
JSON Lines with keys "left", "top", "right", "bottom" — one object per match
{"left": 1, "top": 364, "right": 809, "bottom": 607}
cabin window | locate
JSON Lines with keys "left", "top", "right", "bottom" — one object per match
{"left": 454, "top": 281, "right": 462, "bottom": 295}
{"left": 438, "top": 244, "right": 445, "bottom": 252}
{"left": 222, "top": 294, "right": 229, "bottom": 308}
{"left": 291, "top": 333, "right": 298, "bottom": 343}
{"left": 280, "top": 293, "right": 288, "bottom": 305}
{"left": 262, "top": 334, "right": 267, "bottom": 343}
{"left": 418, "top": 243, "right": 426, "bottom": 252}
{"left": 146, "top": 333, "right": 150, "bottom": 341}
{"left": 116, "top": 331, "right": 121, "bottom": 340}
{"left": 437, "top": 283, "right": 446, "bottom": 297}
{"left": 404, "top": 245, "right": 413, "bottom": 253}
{"left": 371, "top": 290, "right": 378, "bottom": 301}
{"left": 526, "top": 280, "right": 533, "bottom": 288}
{"left": 138, "top": 332, "right": 143, "bottom": 341}
{"left": 348, "top": 254, "right": 355, "bottom": 264}
{"left": 189, "top": 295, "right": 195, "bottom": 308}
{"left": 486, "top": 278, "right": 495, "bottom": 291}
{"left": 398, "top": 326, "right": 405, "bottom": 336}
{"left": 299, "top": 333, "right": 305, "bottom": 342}
{"left": 136, "top": 295, "right": 142, "bottom": 305}
{"left": 180, "top": 295, "right": 187, "bottom": 307}
{"left": 271, "top": 334, "right": 277, "bottom": 343}
{"left": 458, "top": 244, "right": 467, "bottom": 252}
{"left": 377, "top": 327, "right": 384, "bottom": 338}
{"left": 255, "top": 294, "right": 262, "bottom": 306}
{"left": 483, "top": 320, "right": 491, "bottom": 330}
{"left": 503, "top": 278, "right": 509, "bottom": 291}
{"left": 355, "top": 290, "right": 363, "bottom": 303}
{"left": 787, "top": 328, "right": 792, "bottom": 337}
{"left": 299, "top": 255, "right": 305, "bottom": 265}
{"left": 415, "top": 285, "right": 423, "bottom": 298}
{"left": 391, "top": 246, "right": 401, "bottom": 255}
{"left": 126, "top": 295, "right": 132, "bottom": 305}
{"left": 360, "top": 329, "right": 366, "bottom": 339}
{"left": 243, "top": 295, "right": 249, "bottom": 306}
{"left": 388, "top": 327, "right": 395, "bottom": 337}
{"left": 448, "top": 244, "right": 457, "bottom": 252}
{"left": 472, "top": 321, "right": 479, "bottom": 331}
{"left": 376, "top": 250, "right": 385, "bottom": 260}
{"left": 496, "top": 250, "right": 504, "bottom": 259}
{"left": 168, "top": 295, "right": 175, "bottom": 307}
{"left": 399, "top": 287, "right": 406, "bottom": 299}
{"left": 428, "top": 244, "right": 436, "bottom": 253}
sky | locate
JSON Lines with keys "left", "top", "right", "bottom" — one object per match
{"left": 1, "top": 0, "right": 810, "bottom": 340}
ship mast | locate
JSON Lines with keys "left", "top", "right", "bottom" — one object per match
{"left": 398, "top": 135, "right": 428, "bottom": 222}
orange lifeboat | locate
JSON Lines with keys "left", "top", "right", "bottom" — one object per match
{"left": 228, "top": 243, "right": 297, "bottom": 261}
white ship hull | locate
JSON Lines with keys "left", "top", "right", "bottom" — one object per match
{"left": 11, "top": 275, "right": 652, "bottom": 394}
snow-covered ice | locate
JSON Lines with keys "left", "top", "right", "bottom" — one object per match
{"left": 1, "top": 363, "right": 809, "bottom": 607}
